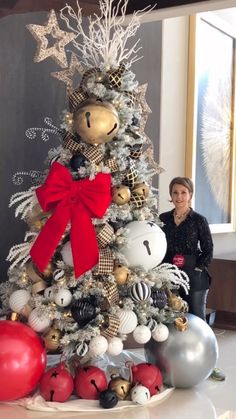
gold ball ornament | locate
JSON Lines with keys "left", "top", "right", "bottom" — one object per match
{"left": 42, "top": 328, "right": 61, "bottom": 352}
{"left": 43, "top": 262, "right": 54, "bottom": 278}
{"left": 73, "top": 98, "right": 120, "bottom": 145}
{"left": 108, "top": 375, "right": 131, "bottom": 400}
{"left": 132, "top": 182, "right": 150, "bottom": 198}
{"left": 113, "top": 265, "right": 130, "bottom": 285}
{"left": 112, "top": 185, "right": 131, "bottom": 205}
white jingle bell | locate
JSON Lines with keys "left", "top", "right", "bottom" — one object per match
{"left": 44, "top": 286, "right": 55, "bottom": 301}
{"left": 54, "top": 289, "right": 72, "bottom": 307}
{"left": 133, "top": 325, "right": 151, "bottom": 344}
{"left": 152, "top": 323, "right": 169, "bottom": 342}
{"left": 117, "top": 309, "right": 138, "bottom": 334}
{"left": 89, "top": 335, "right": 108, "bottom": 356}
{"left": 28, "top": 308, "right": 52, "bottom": 332}
{"left": 131, "top": 385, "right": 150, "bottom": 405}
{"left": 120, "top": 221, "right": 167, "bottom": 270}
{"left": 9, "top": 289, "right": 31, "bottom": 313}
{"left": 106, "top": 337, "right": 123, "bottom": 356}
{"left": 61, "top": 241, "right": 73, "bottom": 267}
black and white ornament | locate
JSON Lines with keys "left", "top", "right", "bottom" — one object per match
{"left": 130, "top": 281, "right": 151, "bottom": 302}
{"left": 53, "top": 268, "right": 66, "bottom": 282}
{"left": 76, "top": 342, "right": 89, "bottom": 357}
{"left": 151, "top": 289, "right": 167, "bottom": 309}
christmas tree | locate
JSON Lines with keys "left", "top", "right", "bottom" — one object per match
{"left": 1, "top": 0, "right": 189, "bottom": 363}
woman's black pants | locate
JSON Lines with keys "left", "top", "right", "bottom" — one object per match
{"left": 184, "top": 289, "right": 209, "bottom": 321}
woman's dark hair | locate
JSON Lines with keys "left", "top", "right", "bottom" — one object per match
{"left": 169, "top": 177, "right": 194, "bottom": 196}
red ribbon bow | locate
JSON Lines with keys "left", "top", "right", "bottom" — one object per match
{"left": 30, "top": 162, "right": 112, "bottom": 278}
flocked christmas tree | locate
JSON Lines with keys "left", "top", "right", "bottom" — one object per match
{"left": 1, "top": 0, "right": 190, "bottom": 362}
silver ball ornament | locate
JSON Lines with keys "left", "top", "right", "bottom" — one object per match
{"left": 145, "top": 313, "right": 218, "bottom": 388}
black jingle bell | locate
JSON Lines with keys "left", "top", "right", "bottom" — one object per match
{"left": 99, "top": 389, "right": 118, "bottom": 409}
{"left": 69, "top": 153, "right": 87, "bottom": 171}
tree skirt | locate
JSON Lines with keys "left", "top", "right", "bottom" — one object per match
{"left": 5, "top": 388, "right": 174, "bottom": 412}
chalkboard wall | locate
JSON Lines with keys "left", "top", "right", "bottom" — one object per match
{"left": 0, "top": 12, "right": 162, "bottom": 280}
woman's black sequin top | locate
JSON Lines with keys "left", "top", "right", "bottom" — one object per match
{"left": 159, "top": 208, "right": 213, "bottom": 270}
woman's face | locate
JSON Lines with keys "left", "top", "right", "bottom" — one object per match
{"left": 171, "top": 183, "right": 192, "bottom": 210}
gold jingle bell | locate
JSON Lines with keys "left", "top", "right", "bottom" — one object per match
{"left": 73, "top": 98, "right": 120, "bottom": 145}
{"left": 112, "top": 185, "right": 131, "bottom": 205}
{"left": 108, "top": 375, "right": 131, "bottom": 400}
{"left": 113, "top": 264, "right": 130, "bottom": 285}
{"left": 132, "top": 182, "right": 150, "bottom": 198}
{"left": 42, "top": 327, "right": 61, "bottom": 352}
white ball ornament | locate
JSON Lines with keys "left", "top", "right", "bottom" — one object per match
{"left": 9, "top": 289, "right": 31, "bottom": 313}
{"left": 152, "top": 323, "right": 169, "bottom": 342}
{"left": 54, "top": 289, "right": 72, "bottom": 307}
{"left": 44, "top": 286, "right": 55, "bottom": 301}
{"left": 107, "top": 337, "right": 124, "bottom": 356}
{"left": 28, "top": 309, "right": 52, "bottom": 332}
{"left": 117, "top": 309, "right": 138, "bottom": 334}
{"left": 131, "top": 385, "right": 151, "bottom": 405}
{"left": 61, "top": 241, "right": 73, "bottom": 266}
{"left": 89, "top": 335, "right": 108, "bottom": 357}
{"left": 133, "top": 325, "right": 151, "bottom": 344}
{"left": 120, "top": 221, "right": 167, "bottom": 270}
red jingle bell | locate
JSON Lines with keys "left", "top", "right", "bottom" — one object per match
{"left": 39, "top": 363, "right": 74, "bottom": 402}
{"left": 131, "top": 362, "right": 163, "bottom": 396}
{"left": 75, "top": 366, "right": 108, "bottom": 399}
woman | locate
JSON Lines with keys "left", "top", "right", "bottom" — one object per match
{"left": 159, "top": 176, "right": 225, "bottom": 381}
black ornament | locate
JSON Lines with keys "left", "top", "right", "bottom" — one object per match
{"left": 99, "top": 389, "right": 118, "bottom": 409}
{"left": 69, "top": 153, "right": 87, "bottom": 171}
{"left": 71, "top": 299, "right": 96, "bottom": 326}
{"left": 151, "top": 289, "right": 167, "bottom": 309}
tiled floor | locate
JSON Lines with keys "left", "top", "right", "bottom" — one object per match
{"left": 0, "top": 328, "right": 235, "bottom": 419}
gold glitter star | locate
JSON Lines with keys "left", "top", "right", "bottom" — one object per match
{"left": 27, "top": 10, "right": 77, "bottom": 68}
{"left": 51, "top": 53, "right": 84, "bottom": 93}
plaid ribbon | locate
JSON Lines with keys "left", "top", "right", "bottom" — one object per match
{"left": 96, "top": 248, "right": 114, "bottom": 274}
{"left": 97, "top": 223, "right": 114, "bottom": 248}
{"left": 104, "top": 157, "right": 119, "bottom": 172}
{"left": 100, "top": 280, "right": 119, "bottom": 310}
{"left": 63, "top": 131, "right": 81, "bottom": 153}
{"left": 68, "top": 87, "right": 88, "bottom": 113}
{"left": 101, "top": 314, "right": 120, "bottom": 338}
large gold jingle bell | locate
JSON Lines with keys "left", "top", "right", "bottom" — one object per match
{"left": 73, "top": 99, "right": 120, "bottom": 145}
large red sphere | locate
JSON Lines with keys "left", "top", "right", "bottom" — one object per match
{"left": 40, "top": 363, "right": 74, "bottom": 402}
{"left": 131, "top": 362, "right": 163, "bottom": 396}
{"left": 75, "top": 366, "right": 107, "bottom": 399}
{"left": 0, "top": 320, "right": 46, "bottom": 401}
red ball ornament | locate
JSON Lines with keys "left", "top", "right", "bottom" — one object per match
{"left": 131, "top": 362, "right": 163, "bottom": 396}
{"left": 75, "top": 366, "right": 108, "bottom": 399}
{"left": 39, "top": 363, "right": 74, "bottom": 402}
{"left": 0, "top": 320, "right": 46, "bottom": 401}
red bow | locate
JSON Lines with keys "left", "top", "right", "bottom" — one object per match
{"left": 30, "top": 162, "right": 112, "bottom": 278}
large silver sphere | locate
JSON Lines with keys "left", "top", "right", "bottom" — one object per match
{"left": 144, "top": 314, "right": 218, "bottom": 388}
